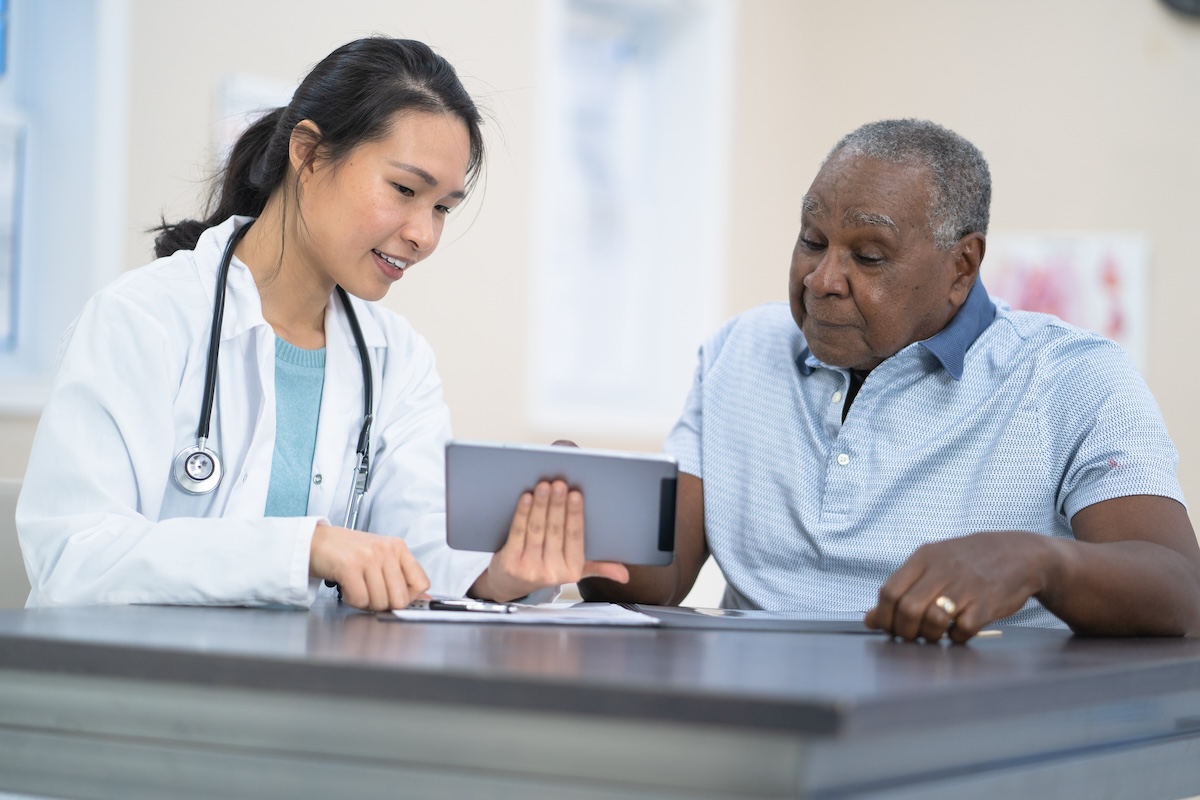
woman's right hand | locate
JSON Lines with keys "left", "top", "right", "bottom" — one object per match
{"left": 308, "top": 523, "right": 430, "bottom": 611}
{"left": 469, "top": 479, "right": 630, "bottom": 602}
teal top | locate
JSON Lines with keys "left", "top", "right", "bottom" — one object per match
{"left": 264, "top": 337, "right": 326, "bottom": 518}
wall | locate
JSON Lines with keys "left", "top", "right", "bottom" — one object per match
{"left": 1, "top": 0, "right": 1198, "bottom": 526}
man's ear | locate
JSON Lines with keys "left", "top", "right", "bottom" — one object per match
{"left": 949, "top": 232, "right": 985, "bottom": 305}
{"left": 288, "top": 120, "right": 323, "bottom": 178}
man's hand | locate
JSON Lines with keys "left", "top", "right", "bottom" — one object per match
{"left": 309, "top": 523, "right": 430, "bottom": 611}
{"left": 867, "top": 496, "right": 1200, "bottom": 641}
{"left": 864, "top": 531, "right": 1058, "bottom": 643}
{"left": 471, "top": 479, "right": 629, "bottom": 602}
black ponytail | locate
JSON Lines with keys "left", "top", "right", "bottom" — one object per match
{"left": 150, "top": 38, "right": 485, "bottom": 259}
{"left": 151, "top": 108, "right": 287, "bottom": 257}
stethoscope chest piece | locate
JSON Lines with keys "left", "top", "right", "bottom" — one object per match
{"left": 170, "top": 222, "right": 249, "bottom": 497}
{"left": 173, "top": 441, "right": 222, "bottom": 495}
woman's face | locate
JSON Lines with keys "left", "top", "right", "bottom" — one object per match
{"left": 293, "top": 110, "right": 472, "bottom": 301}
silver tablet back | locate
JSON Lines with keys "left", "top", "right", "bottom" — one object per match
{"left": 445, "top": 441, "right": 677, "bottom": 566}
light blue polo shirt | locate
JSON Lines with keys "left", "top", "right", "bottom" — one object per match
{"left": 665, "top": 281, "right": 1185, "bottom": 627}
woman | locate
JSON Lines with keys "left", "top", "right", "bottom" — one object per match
{"left": 17, "top": 37, "right": 627, "bottom": 610}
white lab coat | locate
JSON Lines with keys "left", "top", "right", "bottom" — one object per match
{"left": 17, "top": 216, "right": 491, "bottom": 607}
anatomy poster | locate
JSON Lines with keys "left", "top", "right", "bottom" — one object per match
{"left": 984, "top": 233, "right": 1149, "bottom": 370}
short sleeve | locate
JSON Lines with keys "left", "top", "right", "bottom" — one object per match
{"left": 663, "top": 354, "right": 705, "bottom": 478}
{"left": 1039, "top": 336, "right": 1186, "bottom": 520}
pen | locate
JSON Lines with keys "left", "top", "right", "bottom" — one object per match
{"left": 407, "top": 597, "right": 519, "bottom": 614}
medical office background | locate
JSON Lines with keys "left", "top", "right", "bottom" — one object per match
{"left": 1, "top": 0, "right": 1199, "bottom": 603}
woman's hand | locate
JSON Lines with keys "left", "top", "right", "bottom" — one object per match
{"left": 309, "top": 523, "right": 430, "bottom": 611}
{"left": 471, "top": 479, "right": 630, "bottom": 602}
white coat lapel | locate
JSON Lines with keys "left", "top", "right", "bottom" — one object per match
{"left": 213, "top": 249, "right": 275, "bottom": 517}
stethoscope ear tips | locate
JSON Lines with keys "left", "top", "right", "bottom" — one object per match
{"left": 173, "top": 444, "right": 222, "bottom": 495}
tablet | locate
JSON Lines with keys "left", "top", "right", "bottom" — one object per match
{"left": 445, "top": 440, "right": 677, "bottom": 566}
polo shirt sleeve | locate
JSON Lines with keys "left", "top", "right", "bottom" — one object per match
{"left": 664, "top": 317, "right": 743, "bottom": 479}
{"left": 664, "top": 357, "right": 705, "bottom": 478}
{"left": 1041, "top": 335, "right": 1186, "bottom": 521}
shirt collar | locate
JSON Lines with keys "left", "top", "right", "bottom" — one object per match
{"left": 796, "top": 279, "right": 996, "bottom": 380}
{"left": 916, "top": 279, "right": 996, "bottom": 380}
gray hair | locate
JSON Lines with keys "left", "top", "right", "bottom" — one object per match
{"left": 825, "top": 119, "right": 991, "bottom": 250}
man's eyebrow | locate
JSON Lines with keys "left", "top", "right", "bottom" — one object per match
{"left": 801, "top": 195, "right": 820, "bottom": 215}
{"left": 844, "top": 208, "right": 898, "bottom": 232}
{"left": 390, "top": 161, "right": 466, "bottom": 199}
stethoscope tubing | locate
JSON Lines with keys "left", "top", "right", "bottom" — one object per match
{"left": 335, "top": 285, "right": 373, "bottom": 530}
{"left": 197, "top": 222, "right": 252, "bottom": 443}
{"left": 174, "top": 223, "right": 375, "bottom": 530}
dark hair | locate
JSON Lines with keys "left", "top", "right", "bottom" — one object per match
{"left": 153, "top": 37, "right": 485, "bottom": 258}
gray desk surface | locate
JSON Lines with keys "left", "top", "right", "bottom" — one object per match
{"left": 5, "top": 602, "right": 1200, "bottom": 799}
{"left": 2, "top": 601, "right": 1200, "bottom": 739}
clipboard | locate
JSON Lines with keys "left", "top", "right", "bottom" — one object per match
{"left": 629, "top": 605, "right": 880, "bottom": 633}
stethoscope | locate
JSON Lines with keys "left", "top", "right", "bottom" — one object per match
{"left": 171, "top": 222, "right": 375, "bottom": 531}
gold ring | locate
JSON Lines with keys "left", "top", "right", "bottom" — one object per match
{"left": 934, "top": 595, "right": 958, "bottom": 617}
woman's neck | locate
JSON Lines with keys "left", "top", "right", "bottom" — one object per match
{"left": 234, "top": 195, "right": 331, "bottom": 349}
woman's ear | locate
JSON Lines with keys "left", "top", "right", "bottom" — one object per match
{"left": 288, "top": 120, "right": 323, "bottom": 178}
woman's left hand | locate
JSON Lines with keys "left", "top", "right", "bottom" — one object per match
{"left": 470, "top": 479, "right": 629, "bottom": 602}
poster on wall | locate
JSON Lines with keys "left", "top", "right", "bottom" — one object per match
{"left": 0, "top": 118, "right": 22, "bottom": 352}
{"left": 0, "top": 0, "right": 8, "bottom": 77}
{"left": 214, "top": 74, "right": 295, "bottom": 167}
{"left": 526, "top": 0, "right": 735, "bottom": 439}
{"left": 983, "top": 233, "right": 1149, "bottom": 371}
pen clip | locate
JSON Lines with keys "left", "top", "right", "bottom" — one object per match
{"left": 409, "top": 597, "right": 518, "bottom": 614}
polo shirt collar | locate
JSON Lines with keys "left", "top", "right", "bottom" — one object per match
{"left": 916, "top": 279, "right": 996, "bottom": 380}
{"left": 796, "top": 279, "right": 997, "bottom": 380}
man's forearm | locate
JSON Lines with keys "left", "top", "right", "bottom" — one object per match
{"left": 1039, "top": 538, "right": 1200, "bottom": 636}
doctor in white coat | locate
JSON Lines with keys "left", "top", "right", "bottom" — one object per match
{"left": 17, "top": 37, "right": 629, "bottom": 610}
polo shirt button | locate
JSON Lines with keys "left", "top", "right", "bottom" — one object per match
{"left": 832, "top": 391, "right": 843, "bottom": 404}
{"left": 837, "top": 453, "right": 850, "bottom": 466}
{"left": 313, "top": 474, "right": 323, "bottom": 485}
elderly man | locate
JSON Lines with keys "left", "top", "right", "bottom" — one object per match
{"left": 581, "top": 119, "right": 1200, "bottom": 642}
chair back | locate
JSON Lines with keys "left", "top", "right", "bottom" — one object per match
{"left": 0, "top": 478, "right": 29, "bottom": 609}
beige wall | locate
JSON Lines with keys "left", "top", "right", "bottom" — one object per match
{"left": 2, "top": 0, "right": 1198, "bottom": 524}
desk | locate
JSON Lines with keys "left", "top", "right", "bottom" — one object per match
{"left": 1, "top": 603, "right": 1199, "bottom": 799}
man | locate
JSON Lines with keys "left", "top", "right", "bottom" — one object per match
{"left": 581, "top": 119, "right": 1200, "bottom": 642}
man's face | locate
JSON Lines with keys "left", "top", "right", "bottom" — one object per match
{"left": 788, "top": 152, "right": 965, "bottom": 372}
